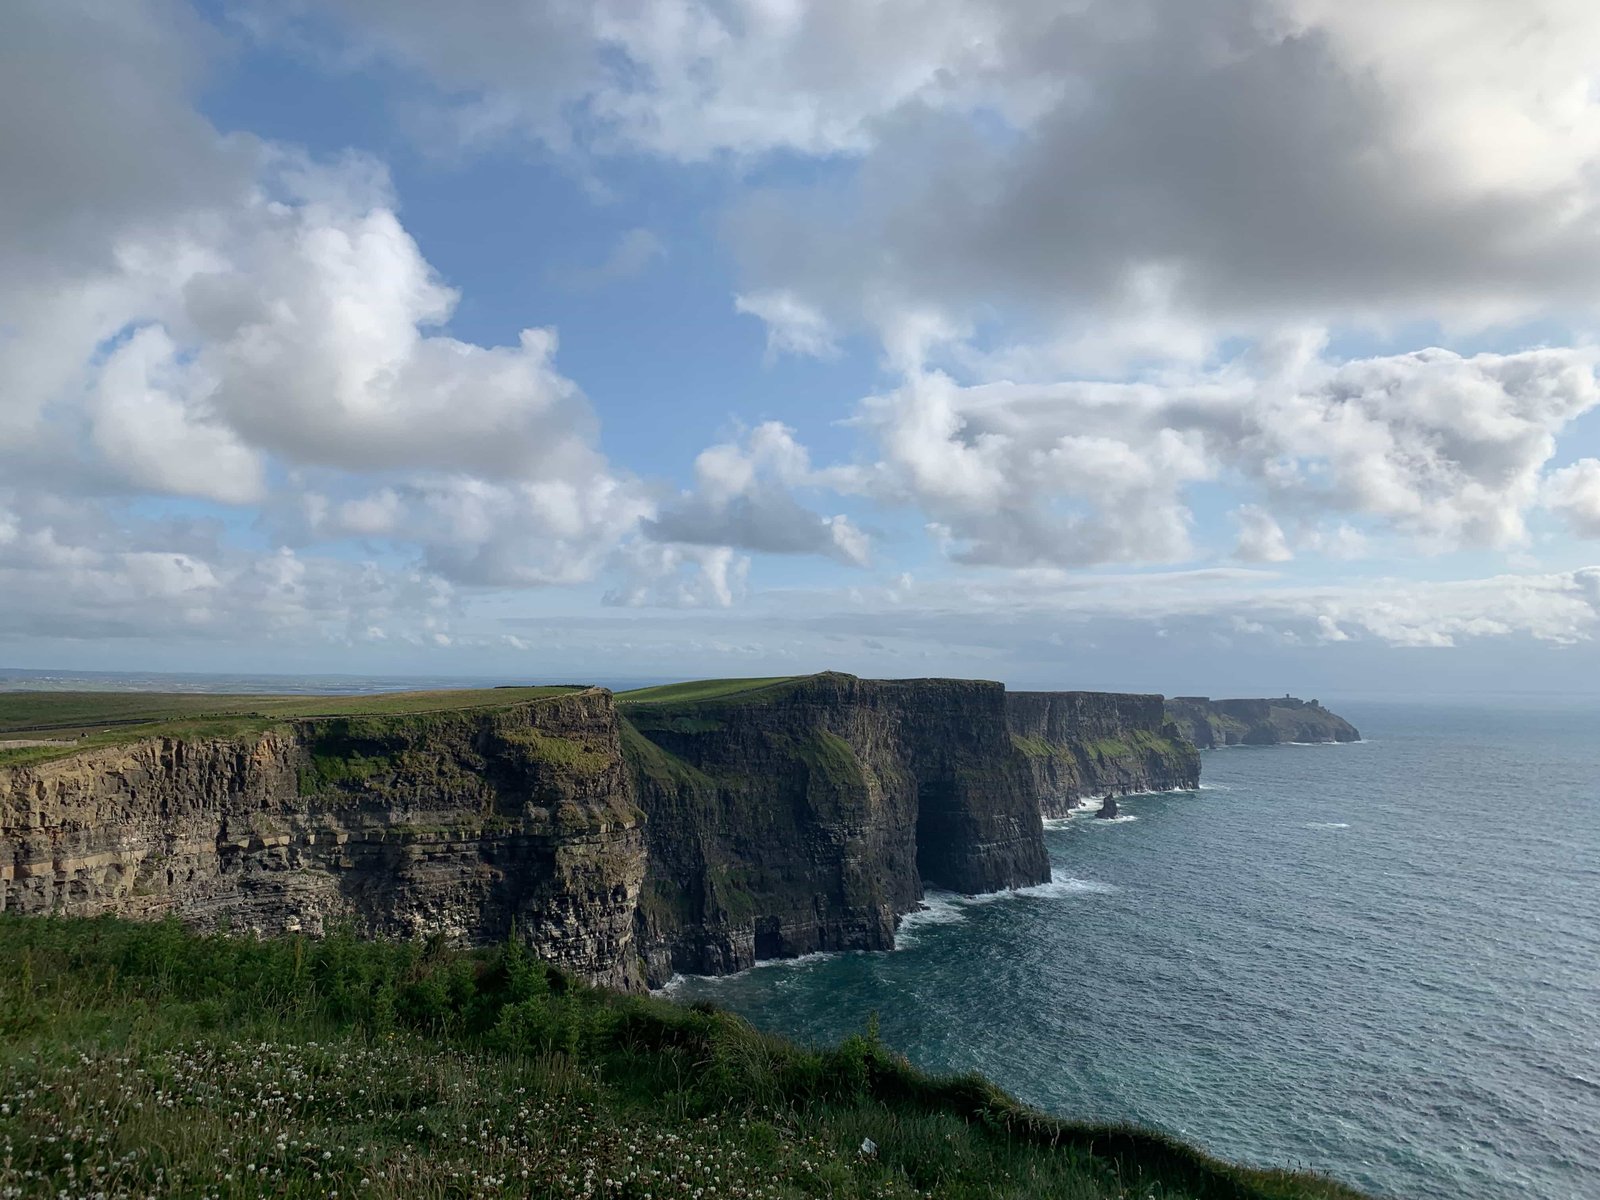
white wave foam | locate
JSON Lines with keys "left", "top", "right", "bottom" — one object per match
{"left": 753, "top": 950, "right": 835, "bottom": 970}
{"left": 1089, "top": 814, "right": 1139, "bottom": 824}
{"left": 897, "top": 875, "right": 1117, "bottom": 945}
{"left": 1305, "top": 821, "right": 1351, "bottom": 829}
{"left": 652, "top": 974, "right": 690, "bottom": 996}
{"left": 894, "top": 894, "right": 970, "bottom": 946}
{"left": 899, "top": 893, "right": 967, "bottom": 929}
{"left": 650, "top": 949, "right": 841, "bottom": 993}
{"left": 663, "top": 874, "right": 1120, "bottom": 976}
{"left": 974, "top": 875, "right": 1117, "bottom": 901}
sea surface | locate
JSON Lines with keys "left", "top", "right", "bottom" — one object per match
{"left": 670, "top": 700, "right": 1600, "bottom": 1200}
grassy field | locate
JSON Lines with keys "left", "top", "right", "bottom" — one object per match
{"left": 617, "top": 677, "right": 804, "bottom": 706}
{"left": 0, "top": 917, "right": 1367, "bottom": 1200}
{"left": 0, "top": 686, "right": 581, "bottom": 768}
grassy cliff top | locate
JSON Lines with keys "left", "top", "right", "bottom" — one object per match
{"left": 616, "top": 676, "right": 805, "bottom": 706}
{"left": 0, "top": 685, "right": 583, "bottom": 767}
{"left": 0, "top": 916, "right": 1371, "bottom": 1200}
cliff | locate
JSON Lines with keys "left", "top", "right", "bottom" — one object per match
{"left": 1005, "top": 691, "right": 1199, "bottom": 817}
{"left": 1165, "top": 696, "right": 1361, "bottom": 747}
{"left": 621, "top": 673, "right": 1049, "bottom": 984}
{"left": 0, "top": 689, "right": 648, "bottom": 989}
{"left": 3, "top": 674, "right": 1225, "bottom": 990}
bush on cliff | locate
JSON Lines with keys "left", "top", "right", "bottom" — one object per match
{"left": 0, "top": 916, "right": 1367, "bottom": 1200}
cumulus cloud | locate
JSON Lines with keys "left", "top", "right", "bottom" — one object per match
{"left": 275, "top": 0, "right": 1041, "bottom": 161}
{"left": 0, "top": 493, "right": 456, "bottom": 644}
{"left": 603, "top": 542, "right": 751, "bottom": 609}
{"left": 1543, "top": 459, "right": 1600, "bottom": 537}
{"left": 645, "top": 423, "right": 871, "bottom": 567}
{"left": 0, "top": 0, "right": 651, "bottom": 639}
{"left": 1232, "top": 506, "right": 1294, "bottom": 563}
{"left": 159, "top": 177, "right": 609, "bottom": 482}
{"left": 734, "top": 291, "right": 840, "bottom": 360}
{"left": 834, "top": 346, "right": 1599, "bottom": 567}
{"left": 728, "top": 0, "right": 1600, "bottom": 361}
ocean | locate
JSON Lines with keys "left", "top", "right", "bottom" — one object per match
{"left": 669, "top": 700, "right": 1600, "bottom": 1200}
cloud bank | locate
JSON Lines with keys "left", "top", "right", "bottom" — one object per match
{"left": 6, "top": 0, "right": 1600, "bottom": 684}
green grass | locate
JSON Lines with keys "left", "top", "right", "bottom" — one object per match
{"left": 618, "top": 718, "right": 716, "bottom": 792}
{"left": 797, "top": 729, "right": 868, "bottom": 790}
{"left": 616, "top": 677, "right": 804, "bottom": 706}
{"left": 0, "top": 918, "right": 1368, "bottom": 1200}
{"left": 1011, "top": 734, "right": 1068, "bottom": 759}
{"left": 0, "top": 686, "right": 582, "bottom": 768}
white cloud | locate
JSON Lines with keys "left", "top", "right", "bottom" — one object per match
{"left": 813, "top": 563, "right": 1600, "bottom": 652}
{"left": 166, "top": 181, "right": 607, "bottom": 481}
{"left": 285, "top": 0, "right": 1045, "bottom": 161}
{"left": 734, "top": 290, "right": 840, "bottom": 360}
{"left": 726, "top": 0, "right": 1600, "bottom": 370}
{"left": 88, "top": 325, "right": 266, "bottom": 504}
{"left": 604, "top": 542, "right": 751, "bottom": 609}
{"left": 1232, "top": 506, "right": 1294, "bottom": 563}
{"left": 1302, "top": 522, "right": 1369, "bottom": 561}
{"left": 0, "top": 495, "right": 457, "bottom": 644}
{"left": 0, "top": 0, "right": 650, "bottom": 624}
{"left": 645, "top": 422, "right": 871, "bottom": 566}
{"left": 1543, "top": 459, "right": 1600, "bottom": 537}
{"left": 834, "top": 346, "right": 1599, "bottom": 568}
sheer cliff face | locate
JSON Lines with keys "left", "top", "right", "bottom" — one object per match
{"left": 622, "top": 674, "right": 1049, "bottom": 985}
{"left": 0, "top": 691, "right": 647, "bottom": 990}
{"left": 3, "top": 675, "right": 1220, "bottom": 989}
{"left": 1005, "top": 692, "right": 1200, "bottom": 818}
{"left": 1165, "top": 697, "right": 1361, "bottom": 747}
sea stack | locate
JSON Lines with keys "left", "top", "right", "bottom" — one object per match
{"left": 1096, "top": 793, "right": 1120, "bottom": 820}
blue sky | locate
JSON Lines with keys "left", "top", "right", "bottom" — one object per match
{"left": 4, "top": 0, "right": 1600, "bottom": 694}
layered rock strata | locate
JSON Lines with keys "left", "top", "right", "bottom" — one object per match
{"left": 0, "top": 690, "right": 647, "bottom": 989}
{"left": 1005, "top": 691, "right": 1200, "bottom": 818}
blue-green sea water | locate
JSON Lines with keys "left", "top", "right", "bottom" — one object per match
{"left": 670, "top": 701, "right": 1600, "bottom": 1200}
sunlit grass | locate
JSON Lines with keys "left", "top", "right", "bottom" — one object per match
{"left": 616, "top": 678, "right": 804, "bottom": 706}
{"left": 0, "top": 686, "right": 584, "bottom": 767}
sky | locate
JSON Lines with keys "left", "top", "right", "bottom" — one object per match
{"left": 5, "top": 0, "right": 1600, "bottom": 695}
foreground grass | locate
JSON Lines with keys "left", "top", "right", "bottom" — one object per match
{"left": 0, "top": 687, "right": 580, "bottom": 767}
{"left": 0, "top": 918, "right": 1367, "bottom": 1200}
